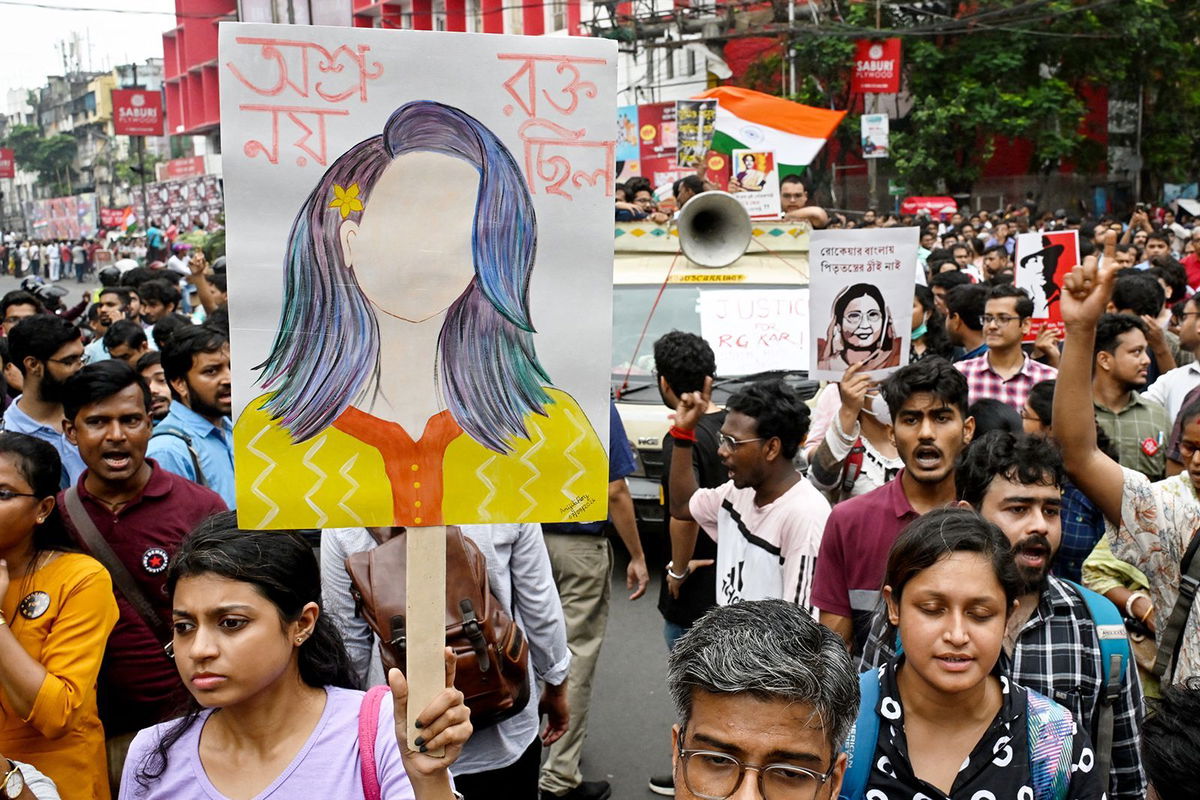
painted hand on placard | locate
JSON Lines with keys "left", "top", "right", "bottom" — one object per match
{"left": 390, "top": 648, "right": 471, "bottom": 778}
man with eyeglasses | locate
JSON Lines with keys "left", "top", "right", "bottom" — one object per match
{"left": 58, "top": 360, "right": 225, "bottom": 792}
{"left": 0, "top": 291, "right": 44, "bottom": 337}
{"left": 3, "top": 315, "right": 86, "bottom": 487}
{"left": 955, "top": 284, "right": 1057, "bottom": 412}
{"left": 732, "top": 174, "right": 830, "bottom": 229}
{"left": 667, "top": 379, "right": 829, "bottom": 610}
{"left": 666, "top": 600, "right": 856, "bottom": 800}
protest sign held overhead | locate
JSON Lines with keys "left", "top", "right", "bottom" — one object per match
{"left": 730, "top": 149, "right": 781, "bottom": 218}
{"left": 809, "top": 227, "right": 918, "bottom": 381}
{"left": 220, "top": 24, "right": 614, "bottom": 530}
{"left": 1015, "top": 229, "right": 1080, "bottom": 342}
{"left": 676, "top": 99, "right": 717, "bottom": 168}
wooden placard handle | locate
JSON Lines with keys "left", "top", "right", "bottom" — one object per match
{"left": 405, "top": 525, "right": 447, "bottom": 758}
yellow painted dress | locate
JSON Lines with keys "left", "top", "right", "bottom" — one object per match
{"left": 234, "top": 388, "right": 608, "bottom": 528}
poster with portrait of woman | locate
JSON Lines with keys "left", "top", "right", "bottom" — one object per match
{"left": 809, "top": 227, "right": 919, "bottom": 381}
{"left": 730, "top": 149, "right": 781, "bottom": 218}
{"left": 220, "top": 24, "right": 615, "bottom": 530}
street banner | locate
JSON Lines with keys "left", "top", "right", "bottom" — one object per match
{"left": 703, "top": 150, "right": 730, "bottom": 190}
{"left": 111, "top": 88, "right": 165, "bottom": 136}
{"left": 1015, "top": 230, "right": 1079, "bottom": 343}
{"left": 156, "top": 155, "right": 207, "bottom": 181}
{"left": 220, "top": 22, "right": 613, "bottom": 530}
{"left": 619, "top": 104, "right": 638, "bottom": 170}
{"left": 730, "top": 149, "right": 781, "bottom": 219}
{"left": 851, "top": 39, "right": 902, "bottom": 94}
{"left": 809, "top": 227, "right": 918, "bottom": 381}
{"left": 100, "top": 206, "right": 136, "bottom": 229}
{"left": 26, "top": 193, "right": 98, "bottom": 239}
{"left": 0, "top": 148, "right": 13, "bottom": 179}
{"left": 145, "top": 174, "right": 224, "bottom": 231}
{"left": 861, "top": 113, "right": 889, "bottom": 159}
{"left": 675, "top": 99, "right": 717, "bottom": 168}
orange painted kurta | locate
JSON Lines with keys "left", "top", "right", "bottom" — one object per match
{"left": 333, "top": 406, "right": 463, "bottom": 526}
{"left": 0, "top": 552, "right": 119, "bottom": 800}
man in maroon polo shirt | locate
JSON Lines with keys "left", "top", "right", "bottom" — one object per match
{"left": 58, "top": 360, "right": 226, "bottom": 788}
{"left": 810, "top": 357, "right": 974, "bottom": 655}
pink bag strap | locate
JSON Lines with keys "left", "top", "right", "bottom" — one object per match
{"left": 358, "top": 685, "right": 392, "bottom": 800}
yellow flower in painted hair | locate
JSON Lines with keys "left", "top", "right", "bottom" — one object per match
{"left": 329, "top": 183, "right": 363, "bottom": 219}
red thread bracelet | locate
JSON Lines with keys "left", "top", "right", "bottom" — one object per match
{"left": 669, "top": 426, "right": 697, "bottom": 442}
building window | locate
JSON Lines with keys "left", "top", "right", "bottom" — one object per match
{"left": 467, "top": 0, "right": 481, "bottom": 30}
{"left": 665, "top": 49, "right": 674, "bottom": 80}
{"left": 551, "top": 0, "right": 565, "bottom": 30}
{"left": 687, "top": 48, "right": 697, "bottom": 75}
{"left": 434, "top": 0, "right": 446, "bottom": 29}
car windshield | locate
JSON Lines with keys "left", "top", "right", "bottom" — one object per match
{"left": 612, "top": 282, "right": 810, "bottom": 400}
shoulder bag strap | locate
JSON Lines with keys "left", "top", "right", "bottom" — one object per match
{"left": 1153, "top": 525, "right": 1200, "bottom": 680}
{"left": 1065, "top": 580, "right": 1127, "bottom": 794}
{"left": 838, "top": 669, "right": 881, "bottom": 800}
{"left": 62, "top": 486, "right": 173, "bottom": 654}
{"left": 358, "top": 684, "right": 391, "bottom": 800}
{"left": 150, "top": 427, "right": 207, "bottom": 487}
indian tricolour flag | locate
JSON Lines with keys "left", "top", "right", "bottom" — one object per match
{"left": 695, "top": 86, "right": 847, "bottom": 177}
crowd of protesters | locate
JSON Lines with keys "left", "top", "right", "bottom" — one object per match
{"left": 0, "top": 189, "right": 1196, "bottom": 800}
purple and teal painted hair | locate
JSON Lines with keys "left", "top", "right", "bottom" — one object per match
{"left": 256, "top": 100, "right": 552, "bottom": 453}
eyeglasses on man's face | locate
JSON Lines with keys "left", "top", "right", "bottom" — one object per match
{"left": 980, "top": 314, "right": 1021, "bottom": 327}
{"left": 717, "top": 434, "right": 764, "bottom": 451}
{"left": 676, "top": 727, "right": 837, "bottom": 800}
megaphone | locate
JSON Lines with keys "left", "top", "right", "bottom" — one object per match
{"left": 677, "top": 191, "right": 753, "bottom": 268}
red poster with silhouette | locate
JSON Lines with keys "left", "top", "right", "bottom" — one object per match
{"left": 1015, "top": 230, "right": 1079, "bottom": 343}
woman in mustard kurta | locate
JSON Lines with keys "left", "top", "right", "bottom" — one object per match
{"left": 236, "top": 101, "right": 607, "bottom": 529}
{"left": 0, "top": 432, "right": 118, "bottom": 800}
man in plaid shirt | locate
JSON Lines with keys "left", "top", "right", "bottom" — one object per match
{"left": 861, "top": 432, "right": 1146, "bottom": 800}
{"left": 955, "top": 284, "right": 1057, "bottom": 412}
{"left": 1091, "top": 313, "right": 1171, "bottom": 481}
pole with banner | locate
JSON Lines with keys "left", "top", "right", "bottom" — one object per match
{"left": 112, "top": 69, "right": 165, "bottom": 233}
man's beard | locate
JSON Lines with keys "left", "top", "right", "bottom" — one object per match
{"left": 1011, "top": 533, "right": 1053, "bottom": 595}
{"left": 39, "top": 370, "right": 67, "bottom": 404}
{"left": 188, "top": 385, "right": 229, "bottom": 420}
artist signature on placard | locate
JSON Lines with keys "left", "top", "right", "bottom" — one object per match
{"left": 560, "top": 494, "right": 597, "bottom": 520}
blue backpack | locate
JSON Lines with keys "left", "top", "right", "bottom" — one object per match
{"left": 841, "top": 582, "right": 1128, "bottom": 800}
{"left": 839, "top": 669, "right": 1075, "bottom": 800}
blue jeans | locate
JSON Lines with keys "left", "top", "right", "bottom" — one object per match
{"left": 664, "top": 621, "right": 687, "bottom": 651}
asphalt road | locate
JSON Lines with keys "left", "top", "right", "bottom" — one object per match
{"left": 571, "top": 535, "right": 680, "bottom": 799}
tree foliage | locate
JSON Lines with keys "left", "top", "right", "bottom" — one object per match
{"left": 3, "top": 124, "right": 78, "bottom": 195}
{"left": 743, "top": 0, "right": 1200, "bottom": 197}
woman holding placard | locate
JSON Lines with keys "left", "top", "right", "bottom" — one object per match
{"left": 120, "top": 512, "right": 471, "bottom": 799}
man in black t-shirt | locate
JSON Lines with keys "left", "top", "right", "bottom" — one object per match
{"left": 649, "top": 331, "right": 723, "bottom": 796}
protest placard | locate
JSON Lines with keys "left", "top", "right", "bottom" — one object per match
{"left": 698, "top": 289, "right": 810, "bottom": 376}
{"left": 730, "top": 149, "right": 781, "bottom": 218}
{"left": 220, "top": 23, "right": 614, "bottom": 531}
{"left": 809, "top": 227, "right": 918, "bottom": 381}
{"left": 676, "top": 99, "right": 717, "bottom": 168}
{"left": 1015, "top": 230, "right": 1079, "bottom": 342}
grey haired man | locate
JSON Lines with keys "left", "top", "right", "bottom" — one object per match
{"left": 666, "top": 600, "right": 859, "bottom": 800}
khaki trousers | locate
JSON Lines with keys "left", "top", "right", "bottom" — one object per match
{"left": 538, "top": 533, "right": 613, "bottom": 796}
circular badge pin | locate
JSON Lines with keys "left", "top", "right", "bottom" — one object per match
{"left": 19, "top": 591, "right": 50, "bottom": 620}
{"left": 142, "top": 547, "right": 170, "bottom": 575}
{"left": 1142, "top": 437, "right": 1160, "bottom": 457}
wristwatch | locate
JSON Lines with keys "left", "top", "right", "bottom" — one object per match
{"left": 1, "top": 758, "right": 25, "bottom": 800}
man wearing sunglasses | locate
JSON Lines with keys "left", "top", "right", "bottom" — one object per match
{"left": 3, "top": 315, "right": 86, "bottom": 487}
{"left": 667, "top": 378, "right": 829, "bottom": 610}
{"left": 666, "top": 600, "right": 856, "bottom": 800}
